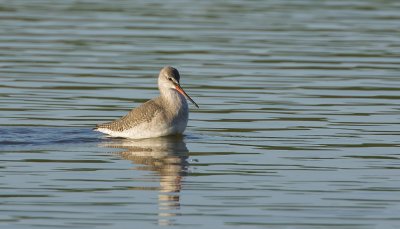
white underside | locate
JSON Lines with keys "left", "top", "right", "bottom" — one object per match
{"left": 96, "top": 122, "right": 186, "bottom": 139}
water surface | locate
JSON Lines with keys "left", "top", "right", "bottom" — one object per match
{"left": 1, "top": 0, "right": 400, "bottom": 228}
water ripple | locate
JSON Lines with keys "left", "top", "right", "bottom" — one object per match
{"left": 1, "top": 0, "right": 400, "bottom": 228}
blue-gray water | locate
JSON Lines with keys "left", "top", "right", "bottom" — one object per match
{"left": 1, "top": 0, "right": 400, "bottom": 228}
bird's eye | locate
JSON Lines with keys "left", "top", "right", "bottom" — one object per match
{"left": 168, "top": 77, "right": 173, "bottom": 81}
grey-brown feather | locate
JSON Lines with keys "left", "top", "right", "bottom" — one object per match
{"left": 95, "top": 98, "right": 164, "bottom": 132}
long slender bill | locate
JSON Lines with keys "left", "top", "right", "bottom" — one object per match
{"left": 175, "top": 84, "right": 199, "bottom": 108}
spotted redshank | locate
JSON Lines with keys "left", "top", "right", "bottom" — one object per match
{"left": 94, "top": 66, "right": 199, "bottom": 139}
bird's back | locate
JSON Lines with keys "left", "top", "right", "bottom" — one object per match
{"left": 95, "top": 98, "right": 164, "bottom": 132}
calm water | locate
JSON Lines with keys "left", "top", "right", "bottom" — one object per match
{"left": 1, "top": 0, "right": 400, "bottom": 228}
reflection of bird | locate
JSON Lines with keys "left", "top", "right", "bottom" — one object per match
{"left": 94, "top": 66, "right": 199, "bottom": 139}
{"left": 101, "top": 136, "right": 189, "bottom": 226}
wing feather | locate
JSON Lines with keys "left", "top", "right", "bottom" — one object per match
{"left": 95, "top": 98, "right": 163, "bottom": 132}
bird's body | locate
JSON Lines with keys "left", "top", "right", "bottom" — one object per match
{"left": 95, "top": 91, "right": 189, "bottom": 139}
{"left": 94, "top": 66, "right": 198, "bottom": 139}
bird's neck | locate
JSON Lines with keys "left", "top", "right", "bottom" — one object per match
{"left": 160, "top": 88, "right": 187, "bottom": 109}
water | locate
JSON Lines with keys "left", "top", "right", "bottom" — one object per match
{"left": 1, "top": 0, "right": 400, "bottom": 228}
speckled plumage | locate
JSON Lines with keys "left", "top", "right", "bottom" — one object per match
{"left": 95, "top": 98, "right": 164, "bottom": 132}
{"left": 94, "top": 66, "right": 198, "bottom": 139}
